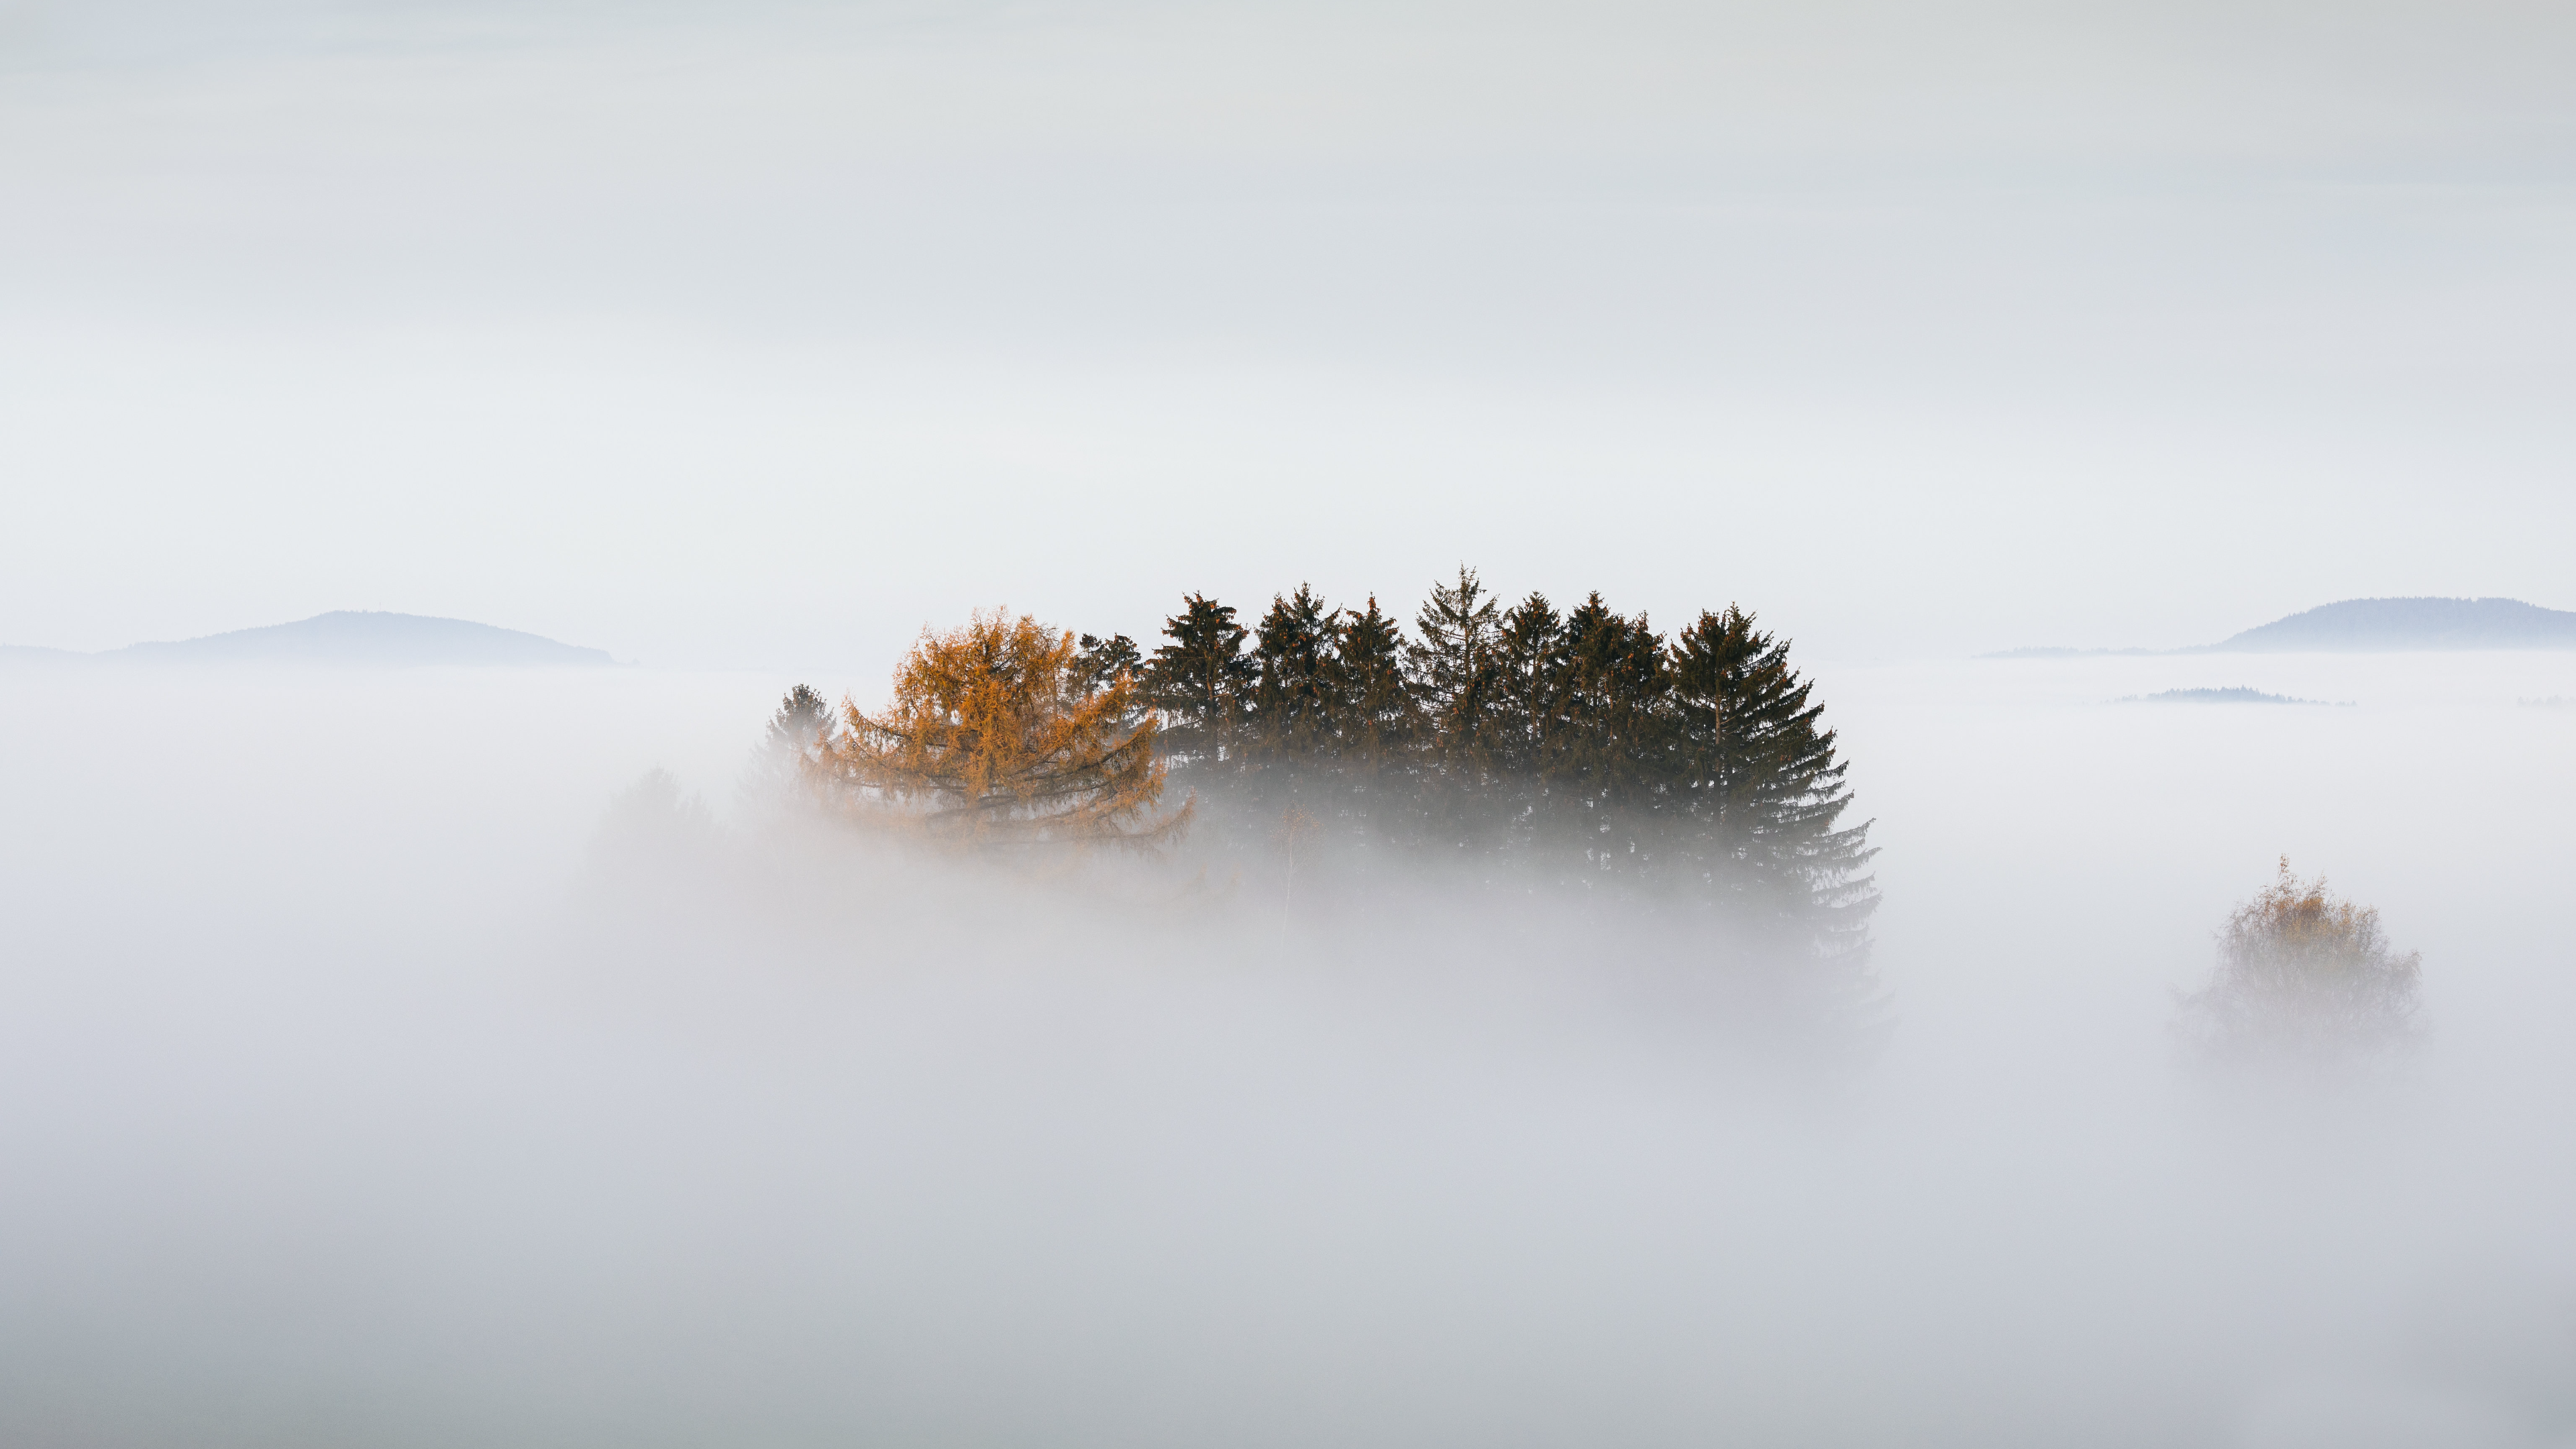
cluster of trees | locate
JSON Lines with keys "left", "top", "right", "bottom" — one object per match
{"left": 1097, "top": 570, "right": 1872, "bottom": 945}
{"left": 774, "top": 568, "right": 1874, "bottom": 963}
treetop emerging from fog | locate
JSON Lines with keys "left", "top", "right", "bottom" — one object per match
{"left": 782, "top": 570, "right": 1876, "bottom": 968}
{"left": 813, "top": 610, "right": 1187, "bottom": 851}
{"left": 2178, "top": 859, "right": 2423, "bottom": 1076}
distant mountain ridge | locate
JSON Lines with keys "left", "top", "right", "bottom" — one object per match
{"left": 2208, "top": 597, "right": 2576, "bottom": 653}
{"left": 1992, "top": 596, "right": 2576, "bottom": 657}
{"left": 3, "top": 612, "right": 616, "bottom": 667}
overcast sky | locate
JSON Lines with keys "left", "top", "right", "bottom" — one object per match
{"left": 5, "top": 0, "right": 2571, "bottom": 670}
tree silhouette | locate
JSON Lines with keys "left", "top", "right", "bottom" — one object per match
{"left": 1074, "top": 633, "right": 1142, "bottom": 698}
{"left": 1330, "top": 595, "right": 1421, "bottom": 833}
{"left": 1142, "top": 594, "right": 1252, "bottom": 767}
{"left": 1243, "top": 584, "right": 1342, "bottom": 782}
{"left": 1666, "top": 605, "right": 1876, "bottom": 953}
{"left": 1408, "top": 567, "right": 1505, "bottom": 849}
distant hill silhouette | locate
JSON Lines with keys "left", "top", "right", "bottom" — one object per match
{"left": 1990, "top": 596, "right": 2576, "bottom": 657}
{"left": 2202, "top": 597, "right": 2576, "bottom": 653}
{"left": 5, "top": 612, "right": 615, "bottom": 667}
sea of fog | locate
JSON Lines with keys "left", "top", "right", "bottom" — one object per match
{"left": 3, "top": 651, "right": 2573, "bottom": 1448}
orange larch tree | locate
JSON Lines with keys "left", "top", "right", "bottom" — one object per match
{"left": 816, "top": 610, "right": 1189, "bottom": 851}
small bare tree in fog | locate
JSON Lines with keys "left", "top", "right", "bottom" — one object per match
{"left": 816, "top": 610, "right": 1189, "bottom": 851}
{"left": 2176, "top": 858, "right": 2422, "bottom": 1072}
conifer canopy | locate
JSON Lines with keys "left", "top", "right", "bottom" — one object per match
{"left": 1134, "top": 571, "right": 1878, "bottom": 961}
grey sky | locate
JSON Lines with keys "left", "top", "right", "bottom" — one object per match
{"left": 5, "top": 0, "right": 2571, "bottom": 669}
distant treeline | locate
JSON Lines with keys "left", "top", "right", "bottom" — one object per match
{"left": 777, "top": 568, "right": 1876, "bottom": 965}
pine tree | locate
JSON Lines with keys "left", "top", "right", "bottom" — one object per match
{"left": 1407, "top": 567, "right": 1505, "bottom": 848}
{"left": 763, "top": 684, "right": 837, "bottom": 764}
{"left": 818, "top": 610, "right": 1187, "bottom": 850}
{"left": 1493, "top": 592, "right": 1568, "bottom": 780}
{"left": 1665, "top": 605, "right": 1876, "bottom": 955}
{"left": 741, "top": 683, "right": 838, "bottom": 807}
{"left": 1074, "top": 633, "right": 1142, "bottom": 697}
{"left": 1243, "top": 584, "right": 1341, "bottom": 780}
{"left": 1549, "top": 595, "right": 1672, "bottom": 881}
{"left": 1331, "top": 594, "right": 1421, "bottom": 825}
{"left": 1142, "top": 594, "right": 1252, "bottom": 767}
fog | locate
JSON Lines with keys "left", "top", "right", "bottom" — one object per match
{"left": 5, "top": 651, "right": 2572, "bottom": 1448}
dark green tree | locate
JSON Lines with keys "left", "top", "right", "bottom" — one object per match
{"left": 1546, "top": 595, "right": 1672, "bottom": 880}
{"left": 1492, "top": 592, "right": 1569, "bottom": 781}
{"left": 1243, "top": 584, "right": 1341, "bottom": 779}
{"left": 1332, "top": 595, "right": 1421, "bottom": 810}
{"left": 1666, "top": 605, "right": 1876, "bottom": 957}
{"left": 1407, "top": 567, "right": 1505, "bottom": 849}
{"left": 1074, "top": 633, "right": 1142, "bottom": 696}
{"left": 1142, "top": 594, "right": 1252, "bottom": 767}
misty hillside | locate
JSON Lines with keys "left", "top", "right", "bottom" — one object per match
{"left": 9, "top": 612, "right": 616, "bottom": 667}
{"left": 2206, "top": 597, "right": 2576, "bottom": 653}
{"left": 1996, "top": 596, "right": 2576, "bottom": 657}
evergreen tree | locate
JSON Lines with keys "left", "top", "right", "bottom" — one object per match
{"left": 1074, "top": 633, "right": 1142, "bottom": 696}
{"left": 1331, "top": 595, "right": 1422, "bottom": 827}
{"left": 765, "top": 683, "right": 837, "bottom": 758}
{"left": 1242, "top": 584, "right": 1341, "bottom": 780}
{"left": 1666, "top": 605, "right": 1876, "bottom": 955}
{"left": 1549, "top": 595, "right": 1672, "bottom": 881}
{"left": 1142, "top": 594, "right": 1252, "bottom": 767}
{"left": 1407, "top": 568, "right": 1505, "bottom": 848}
{"left": 1493, "top": 592, "right": 1568, "bottom": 780}
{"left": 742, "top": 683, "right": 838, "bottom": 806}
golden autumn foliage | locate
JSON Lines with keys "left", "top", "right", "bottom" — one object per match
{"left": 816, "top": 610, "right": 1189, "bottom": 851}
{"left": 2177, "top": 857, "right": 2422, "bottom": 1071}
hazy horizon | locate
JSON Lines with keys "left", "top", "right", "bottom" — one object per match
{"left": 16, "top": 592, "right": 2576, "bottom": 672}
